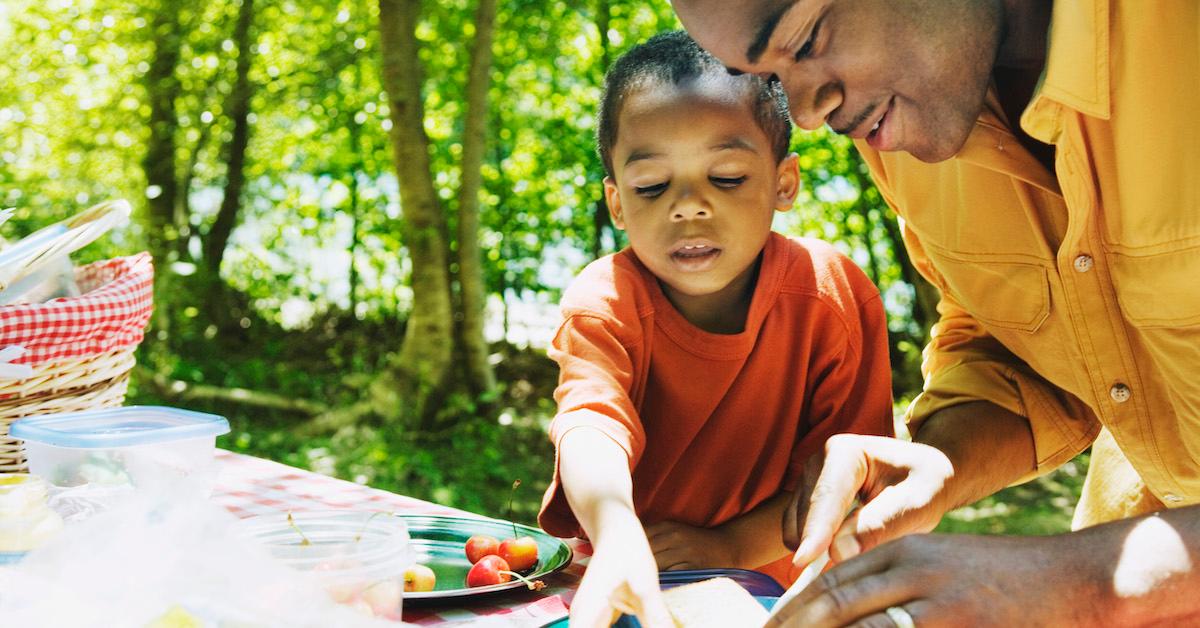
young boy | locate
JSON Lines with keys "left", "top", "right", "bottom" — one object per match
{"left": 536, "top": 31, "right": 892, "bottom": 625}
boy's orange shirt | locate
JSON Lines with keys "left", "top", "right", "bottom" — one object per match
{"left": 538, "top": 232, "right": 893, "bottom": 585}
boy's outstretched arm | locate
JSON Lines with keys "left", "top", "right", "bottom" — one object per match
{"left": 645, "top": 491, "right": 793, "bottom": 571}
{"left": 558, "top": 426, "right": 674, "bottom": 628}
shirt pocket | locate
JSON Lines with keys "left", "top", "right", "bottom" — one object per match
{"left": 1110, "top": 246, "right": 1200, "bottom": 327}
{"left": 929, "top": 251, "right": 1052, "bottom": 333}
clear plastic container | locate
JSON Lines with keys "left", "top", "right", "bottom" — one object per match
{"left": 237, "top": 510, "right": 413, "bottom": 621}
{"left": 0, "top": 474, "right": 64, "bottom": 564}
{"left": 8, "top": 406, "right": 230, "bottom": 498}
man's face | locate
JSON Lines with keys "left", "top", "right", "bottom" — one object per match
{"left": 673, "top": 0, "right": 1002, "bottom": 163}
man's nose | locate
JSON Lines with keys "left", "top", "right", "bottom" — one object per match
{"left": 670, "top": 189, "right": 712, "bottom": 222}
{"left": 789, "top": 79, "right": 842, "bottom": 131}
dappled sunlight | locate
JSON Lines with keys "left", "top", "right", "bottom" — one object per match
{"left": 1113, "top": 515, "right": 1193, "bottom": 598}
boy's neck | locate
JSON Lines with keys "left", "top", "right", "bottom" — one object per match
{"left": 661, "top": 253, "right": 762, "bottom": 335}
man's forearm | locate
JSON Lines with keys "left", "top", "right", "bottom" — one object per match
{"left": 913, "top": 400, "right": 1037, "bottom": 514}
{"left": 1067, "top": 504, "right": 1200, "bottom": 624}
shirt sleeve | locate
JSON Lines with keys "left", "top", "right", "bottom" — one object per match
{"left": 786, "top": 284, "right": 895, "bottom": 486}
{"left": 537, "top": 313, "right": 646, "bottom": 538}
{"left": 899, "top": 216, "right": 1100, "bottom": 481}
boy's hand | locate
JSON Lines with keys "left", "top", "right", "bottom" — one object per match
{"left": 646, "top": 520, "right": 736, "bottom": 571}
{"left": 570, "top": 522, "right": 674, "bottom": 628}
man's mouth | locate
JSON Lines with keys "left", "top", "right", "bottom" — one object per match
{"left": 866, "top": 97, "right": 895, "bottom": 150}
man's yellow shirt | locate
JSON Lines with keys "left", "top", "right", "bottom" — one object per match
{"left": 857, "top": 0, "right": 1200, "bottom": 527}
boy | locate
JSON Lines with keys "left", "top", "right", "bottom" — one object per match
{"left": 536, "top": 31, "right": 892, "bottom": 626}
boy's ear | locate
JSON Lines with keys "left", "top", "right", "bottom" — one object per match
{"left": 774, "top": 153, "right": 801, "bottom": 212}
{"left": 603, "top": 176, "right": 626, "bottom": 229}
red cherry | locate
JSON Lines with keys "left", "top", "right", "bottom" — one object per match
{"left": 465, "top": 534, "right": 501, "bottom": 564}
{"left": 466, "top": 555, "right": 512, "bottom": 587}
{"left": 498, "top": 536, "right": 539, "bottom": 572}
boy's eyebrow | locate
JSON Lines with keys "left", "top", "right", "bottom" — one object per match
{"left": 624, "top": 149, "right": 662, "bottom": 166}
{"left": 747, "top": 1, "right": 796, "bottom": 63}
{"left": 713, "top": 138, "right": 759, "bottom": 153}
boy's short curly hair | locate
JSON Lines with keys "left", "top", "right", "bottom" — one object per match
{"left": 597, "top": 30, "right": 792, "bottom": 178}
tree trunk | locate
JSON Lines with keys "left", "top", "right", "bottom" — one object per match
{"left": 591, "top": 0, "right": 613, "bottom": 260}
{"left": 141, "top": 0, "right": 184, "bottom": 265}
{"left": 377, "top": 0, "right": 455, "bottom": 424}
{"left": 454, "top": 0, "right": 499, "bottom": 396}
{"left": 204, "top": 0, "right": 256, "bottom": 278}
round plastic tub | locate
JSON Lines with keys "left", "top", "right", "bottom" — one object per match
{"left": 237, "top": 510, "right": 413, "bottom": 621}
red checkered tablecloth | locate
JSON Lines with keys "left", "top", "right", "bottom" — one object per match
{"left": 0, "top": 253, "right": 154, "bottom": 365}
{"left": 210, "top": 450, "right": 590, "bottom": 627}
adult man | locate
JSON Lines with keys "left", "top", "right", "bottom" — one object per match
{"left": 671, "top": 0, "right": 1200, "bottom": 625}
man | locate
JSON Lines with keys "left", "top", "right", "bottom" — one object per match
{"left": 670, "top": 0, "right": 1200, "bottom": 625}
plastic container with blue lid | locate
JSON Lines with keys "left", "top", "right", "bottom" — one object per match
{"left": 9, "top": 406, "right": 230, "bottom": 494}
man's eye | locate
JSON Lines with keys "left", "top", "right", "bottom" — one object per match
{"left": 710, "top": 176, "right": 746, "bottom": 188}
{"left": 634, "top": 182, "right": 668, "bottom": 197}
{"left": 794, "top": 23, "right": 819, "bottom": 61}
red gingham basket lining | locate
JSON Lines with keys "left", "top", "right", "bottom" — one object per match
{"left": 0, "top": 253, "right": 153, "bottom": 367}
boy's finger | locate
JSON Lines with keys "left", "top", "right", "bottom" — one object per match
{"left": 569, "top": 588, "right": 618, "bottom": 628}
{"left": 630, "top": 582, "right": 673, "bottom": 628}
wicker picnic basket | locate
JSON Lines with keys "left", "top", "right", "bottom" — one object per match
{"left": 0, "top": 202, "right": 153, "bottom": 473}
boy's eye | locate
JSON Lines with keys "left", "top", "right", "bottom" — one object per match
{"left": 794, "top": 21, "right": 819, "bottom": 61}
{"left": 710, "top": 176, "right": 747, "bottom": 188}
{"left": 634, "top": 182, "right": 668, "bottom": 197}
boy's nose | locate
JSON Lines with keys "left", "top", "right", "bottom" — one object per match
{"left": 670, "top": 193, "right": 711, "bottom": 222}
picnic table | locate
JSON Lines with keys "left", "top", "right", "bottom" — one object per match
{"left": 211, "top": 450, "right": 588, "bottom": 627}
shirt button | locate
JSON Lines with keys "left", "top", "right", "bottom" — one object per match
{"left": 1110, "top": 383, "right": 1132, "bottom": 403}
{"left": 1073, "top": 255, "right": 1094, "bottom": 273}
{"left": 1164, "top": 493, "right": 1184, "bottom": 503}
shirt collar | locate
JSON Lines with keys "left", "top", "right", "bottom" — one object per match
{"left": 1020, "top": 0, "right": 1112, "bottom": 144}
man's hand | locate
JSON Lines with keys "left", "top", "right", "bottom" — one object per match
{"left": 570, "top": 521, "right": 674, "bottom": 628}
{"left": 769, "top": 505, "right": 1200, "bottom": 627}
{"left": 645, "top": 520, "right": 736, "bottom": 571}
{"left": 784, "top": 434, "right": 956, "bottom": 572}
{"left": 767, "top": 532, "right": 1097, "bottom": 627}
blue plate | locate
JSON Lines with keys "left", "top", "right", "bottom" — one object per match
{"left": 539, "top": 568, "right": 782, "bottom": 627}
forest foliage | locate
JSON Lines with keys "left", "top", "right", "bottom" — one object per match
{"left": 0, "top": 0, "right": 1081, "bottom": 530}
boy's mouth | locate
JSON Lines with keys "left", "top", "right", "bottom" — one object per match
{"left": 669, "top": 240, "right": 722, "bottom": 270}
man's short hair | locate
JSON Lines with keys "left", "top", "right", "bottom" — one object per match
{"left": 597, "top": 30, "right": 792, "bottom": 177}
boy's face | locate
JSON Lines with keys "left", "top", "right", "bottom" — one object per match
{"left": 672, "top": 0, "right": 1002, "bottom": 163}
{"left": 604, "top": 77, "right": 798, "bottom": 304}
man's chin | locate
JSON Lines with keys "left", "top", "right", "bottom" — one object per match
{"left": 908, "top": 132, "right": 972, "bottom": 164}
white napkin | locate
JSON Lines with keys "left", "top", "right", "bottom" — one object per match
{"left": 0, "top": 345, "right": 33, "bottom": 380}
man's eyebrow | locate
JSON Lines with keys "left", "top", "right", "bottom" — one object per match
{"left": 746, "top": 2, "right": 795, "bottom": 63}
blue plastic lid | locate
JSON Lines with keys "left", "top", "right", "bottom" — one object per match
{"left": 9, "top": 406, "right": 230, "bottom": 448}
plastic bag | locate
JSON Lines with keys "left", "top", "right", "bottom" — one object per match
{"left": 0, "top": 484, "right": 405, "bottom": 627}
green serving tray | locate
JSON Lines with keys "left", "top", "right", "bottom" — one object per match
{"left": 399, "top": 514, "right": 572, "bottom": 603}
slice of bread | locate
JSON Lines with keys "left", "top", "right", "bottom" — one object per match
{"left": 662, "top": 577, "right": 768, "bottom": 627}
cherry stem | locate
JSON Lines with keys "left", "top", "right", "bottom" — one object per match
{"left": 354, "top": 510, "right": 396, "bottom": 542}
{"left": 501, "top": 570, "right": 545, "bottom": 591}
{"left": 287, "top": 511, "right": 311, "bottom": 546}
{"left": 508, "top": 479, "right": 521, "bottom": 538}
